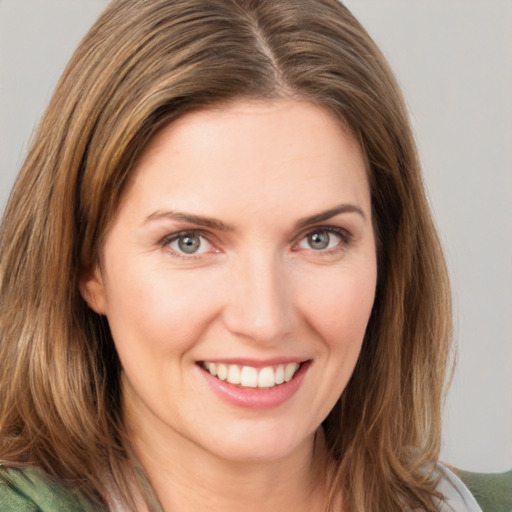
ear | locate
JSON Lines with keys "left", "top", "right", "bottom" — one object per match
{"left": 79, "top": 263, "right": 108, "bottom": 315}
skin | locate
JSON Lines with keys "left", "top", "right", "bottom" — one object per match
{"left": 81, "top": 99, "right": 377, "bottom": 511}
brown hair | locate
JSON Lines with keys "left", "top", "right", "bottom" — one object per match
{"left": 0, "top": 0, "right": 452, "bottom": 510}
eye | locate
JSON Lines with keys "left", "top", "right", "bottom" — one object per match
{"left": 165, "top": 232, "right": 213, "bottom": 255}
{"left": 297, "top": 228, "right": 347, "bottom": 251}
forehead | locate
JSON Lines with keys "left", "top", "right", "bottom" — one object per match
{"left": 119, "top": 99, "right": 370, "bottom": 224}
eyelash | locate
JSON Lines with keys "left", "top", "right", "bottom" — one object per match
{"left": 296, "top": 226, "right": 353, "bottom": 255}
{"left": 160, "top": 230, "right": 215, "bottom": 261}
{"left": 160, "top": 226, "right": 353, "bottom": 260}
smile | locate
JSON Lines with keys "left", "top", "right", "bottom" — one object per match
{"left": 200, "top": 361, "right": 301, "bottom": 389}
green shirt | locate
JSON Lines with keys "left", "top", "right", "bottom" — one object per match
{"left": 0, "top": 466, "right": 103, "bottom": 511}
{"left": 2, "top": 464, "right": 510, "bottom": 512}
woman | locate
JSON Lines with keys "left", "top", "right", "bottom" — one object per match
{"left": 0, "top": 0, "right": 482, "bottom": 510}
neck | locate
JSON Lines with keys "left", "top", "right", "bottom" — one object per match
{"left": 130, "top": 423, "right": 329, "bottom": 512}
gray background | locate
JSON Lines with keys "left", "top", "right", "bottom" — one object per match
{"left": 1, "top": 0, "right": 511, "bottom": 473}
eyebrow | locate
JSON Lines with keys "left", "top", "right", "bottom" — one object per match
{"left": 143, "top": 210, "right": 234, "bottom": 231}
{"left": 143, "top": 203, "right": 366, "bottom": 231}
{"left": 294, "top": 203, "right": 366, "bottom": 230}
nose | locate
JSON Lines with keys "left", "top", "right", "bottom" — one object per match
{"left": 222, "top": 251, "right": 296, "bottom": 345}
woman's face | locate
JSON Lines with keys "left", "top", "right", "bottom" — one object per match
{"left": 81, "top": 99, "right": 377, "bottom": 464}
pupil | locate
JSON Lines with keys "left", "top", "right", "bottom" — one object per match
{"left": 178, "top": 234, "right": 200, "bottom": 253}
{"left": 309, "top": 232, "right": 329, "bottom": 250}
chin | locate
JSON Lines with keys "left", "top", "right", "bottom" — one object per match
{"left": 200, "top": 421, "right": 317, "bottom": 465}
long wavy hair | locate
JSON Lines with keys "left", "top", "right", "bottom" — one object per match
{"left": 0, "top": 0, "right": 452, "bottom": 510}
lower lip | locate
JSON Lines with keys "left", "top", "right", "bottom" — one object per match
{"left": 198, "top": 362, "right": 310, "bottom": 410}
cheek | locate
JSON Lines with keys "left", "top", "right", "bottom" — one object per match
{"left": 103, "top": 264, "right": 224, "bottom": 356}
{"left": 298, "top": 266, "right": 376, "bottom": 349}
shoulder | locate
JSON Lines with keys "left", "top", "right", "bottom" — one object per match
{"left": 453, "top": 467, "right": 512, "bottom": 512}
{"left": 433, "top": 463, "right": 483, "bottom": 512}
{"left": 0, "top": 465, "right": 100, "bottom": 512}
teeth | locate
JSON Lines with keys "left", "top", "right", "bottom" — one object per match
{"left": 240, "top": 366, "right": 258, "bottom": 387}
{"left": 284, "top": 362, "right": 299, "bottom": 382}
{"left": 227, "top": 364, "right": 241, "bottom": 385}
{"left": 208, "top": 362, "right": 217, "bottom": 376}
{"left": 275, "top": 365, "right": 285, "bottom": 385}
{"left": 257, "top": 366, "right": 275, "bottom": 388}
{"left": 202, "top": 361, "right": 301, "bottom": 388}
{"left": 217, "top": 363, "right": 227, "bottom": 381}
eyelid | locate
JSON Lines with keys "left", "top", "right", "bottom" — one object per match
{"left": 293, "top": 225, "right": 353, "bottom": 253}
{"left": 298, "top": 225, "right": 353, "bottom": 243}
{"left": 160, "top": 229, "right": 219, "bottom": 259}
{"left": 159, "top": 225, "right": 353, "bottom": 259}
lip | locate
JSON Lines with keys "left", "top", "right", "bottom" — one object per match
{"left": 197, "top": 360, "right": 311, "bottom": 410}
